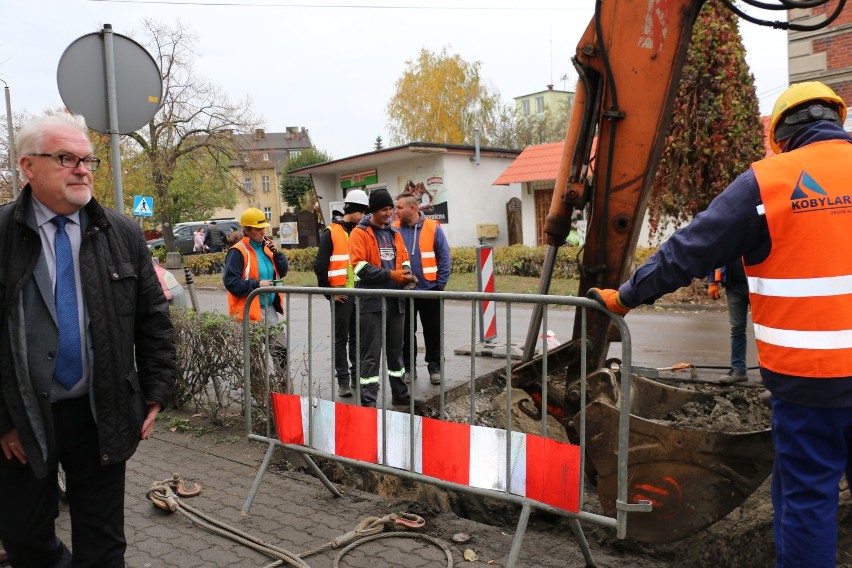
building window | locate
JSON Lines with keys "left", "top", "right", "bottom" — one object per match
{"left": 535, "top": 96, "right": 545, "bottom": 114}
{"left": 263, "top": 153, "right": 269, "bottom": 161}
{"left": 243, "top": 176, "right": 253, "bottom": 194}
{"left": 522, "top": 99, "right": 531, "bottom": 117}
{"left": 262, "top": 175, "right": 270, "bottom": 193}
{"left": 263, "top": 207, "right": 272, "bottom": 222}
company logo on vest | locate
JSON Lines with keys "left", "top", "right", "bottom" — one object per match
{"left": 789, "top": 170, "right": 852, "bottom": 213}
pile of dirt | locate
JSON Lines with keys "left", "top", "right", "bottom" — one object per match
{"left": 437, "top": 376, "right": 850, "bottom": 567}
{"left": 652, "top": 382, "right": 771, "bottom": 432}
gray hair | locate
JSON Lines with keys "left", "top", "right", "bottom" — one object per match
{"left": 16, "top": 113, "right": 90, "bottom": 157}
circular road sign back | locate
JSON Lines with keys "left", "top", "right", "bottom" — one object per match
{"left": 57, "top": 30, "right": 162, "bottom": 134}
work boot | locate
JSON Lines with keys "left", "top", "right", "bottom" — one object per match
{"left": 391, "top": 394, "right": 425, "bottom": 407}
{"left": 719, "top": 368, "right": 748, "bottom": 384}
{"left": 338, "top": 382, "right": 353, "bottom": 398}
{"left": 429, "top": 372, "right": 442, "bottom": 385}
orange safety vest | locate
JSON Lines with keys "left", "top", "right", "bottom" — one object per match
{"left": 326, "top": 223, "right": 353, "bottom": 288}
{"left": 748, "top": 139, "right": 852, "bottom": 378}
{"left": 227, "top": 237, "right": 283, "bottom": 322}
{"left": 392, "top": 217, "right": 439, "bottom": 281}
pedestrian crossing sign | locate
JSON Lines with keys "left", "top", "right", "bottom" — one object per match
{"left": 132, "top": 196, "right": 154, "bottom": 217}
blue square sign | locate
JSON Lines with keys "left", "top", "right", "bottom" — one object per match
{"left": 132, "top": 196, "right": 153, "bottom": 217}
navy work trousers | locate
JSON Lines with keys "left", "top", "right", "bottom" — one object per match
{"left": 358, "top": 301, "right": 409, "bottom": 406}
{"left": 770, "top": 396, "right": 852, "bottom": 567}
{"left": 330, "top": 295, "right": 358, "bottom": 385}
{"left": 725, "top": 281, "right": 750, "bottom": 371}
{"left": 402, "top": 296, "right": 442, "bottom": 375}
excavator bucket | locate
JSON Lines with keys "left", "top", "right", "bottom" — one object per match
{"left": 512, "top": 352, "right": 773, "bottom": 543}
{"left": 574, "top": 372, "right": 773, "bottom": 543}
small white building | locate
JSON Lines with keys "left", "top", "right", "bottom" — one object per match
{"left": 290, "top": 142, "right": 522, "bottom": 247}
{"left": 493, "top": 141, "right": 676, "bottom": 248}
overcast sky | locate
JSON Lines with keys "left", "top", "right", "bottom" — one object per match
{"left": 1, "top": 0, "right": 789, "bottom": 158}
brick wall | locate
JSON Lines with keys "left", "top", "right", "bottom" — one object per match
{"left": 789, "top": 0, "right": 852, "bottom": 104}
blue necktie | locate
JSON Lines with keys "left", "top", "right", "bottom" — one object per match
{"left": 52, "top": 216, "right": 83, "bottom": 390}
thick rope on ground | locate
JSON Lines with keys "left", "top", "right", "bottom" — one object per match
{"left": 332, "top": 532, "right": 454, "bottom": 568}
{"left": 147, "top": 481, "right": 310, "bottom": 568}
{"left": 147, "top": 478, "right": 454, "bottom": 568}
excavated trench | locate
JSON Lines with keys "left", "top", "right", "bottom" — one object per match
{"left": 287, "top": 370, "right": 851, "bottom": 567}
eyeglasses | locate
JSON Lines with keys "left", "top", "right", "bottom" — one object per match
{"left": 28, "top": 153, "right": 100, "bottom": 172}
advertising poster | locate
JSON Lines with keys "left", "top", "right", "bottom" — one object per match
{"left": 397, "top": 172, "right": 448, "bottom": 223}
{"left": 279, "top": 222, "right": 299, "bottom": 245}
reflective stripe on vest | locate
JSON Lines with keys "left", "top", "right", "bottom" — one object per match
{"left": 393, "top": 218, "right": 439, "bottom": 281}
{"left": 327, "top": 223, "right": 352, "bottom": 287}
{"left": 748, "top": 140, "right": 852, "bottom": 377}
{"left": 227, "top": 238, "right": 282, "bottom": 322}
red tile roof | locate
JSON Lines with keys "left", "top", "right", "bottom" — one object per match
{"left": 492, "top": 141, "right": 564, "bottom": 185}
{"left": 494, "top": 118, "right": 774, "bottom": 187}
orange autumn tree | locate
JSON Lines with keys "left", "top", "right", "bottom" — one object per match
{"left": 386, "top": 47, "right": 512, "bottom": 147}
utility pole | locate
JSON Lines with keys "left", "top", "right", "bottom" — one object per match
{"left": 0, "top": 79, "right": 18, "bottom": 200}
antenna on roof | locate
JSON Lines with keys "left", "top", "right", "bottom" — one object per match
{"left": 550, "top": 26, "right": 554, "bottom": 87}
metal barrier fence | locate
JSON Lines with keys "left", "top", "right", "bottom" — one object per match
{"left": 240, "top": 286, "right": 641, "bottom": 567}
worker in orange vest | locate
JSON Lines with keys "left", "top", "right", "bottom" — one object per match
{"left": 348, "top": 189, "right": 417, "bottom": 408}
{"left": 589, "top": 82, "right": 852, "bottom": 568}
{"left": 393, "top": 192, "right": 451, "bottom": 385}
{"left": 224, "top": 208, "right": 289, "bottom": 322}
{"left": 314, "top": 189, "right": 370, "bottom": 398}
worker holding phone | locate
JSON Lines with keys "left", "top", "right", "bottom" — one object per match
{"left": 224, "top": 208, "right": 289, "bottom": 322}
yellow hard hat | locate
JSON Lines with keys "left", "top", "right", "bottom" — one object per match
{"left": 240, "top": 207, "right": 270, "bottom": 229}
{"left": 769, "top": 81, "right": 846, "bottom": 153}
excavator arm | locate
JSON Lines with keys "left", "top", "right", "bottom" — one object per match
{"left": 511, "top": 0, "right": 780, "bottom": 544}
{"left": 523, "top": 0, "right": 705, "bottom": 367}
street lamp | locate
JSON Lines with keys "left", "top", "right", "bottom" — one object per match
{"left": 0, "top": 78, "right": 18, "bottom": 200}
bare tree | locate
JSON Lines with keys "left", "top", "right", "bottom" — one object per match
{"left": 0, "top": 110, "right": 29, "bottom": 206}
{"left": 126, "top": 19, "right": 259, "bottom": 251}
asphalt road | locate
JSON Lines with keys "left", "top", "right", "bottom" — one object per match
{"left": 190, "top": 287, "right": 759, "bottom": 391}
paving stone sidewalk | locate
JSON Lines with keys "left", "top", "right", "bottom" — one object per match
{"left": 54, "top": 412, "right": 664, "bottom": 568}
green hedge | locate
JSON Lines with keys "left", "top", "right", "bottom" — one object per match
{"left": 282, "top": 244, "right": 658, "bottom": 279}
{"left": 161, "top": 244, "right": 659, "bottom": 279}
{"left": 169, "top": 307, "right": 287, "bottom": 426}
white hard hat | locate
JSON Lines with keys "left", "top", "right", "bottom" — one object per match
{"left": 344, "top": 189, "right": 370, "bottom": 207}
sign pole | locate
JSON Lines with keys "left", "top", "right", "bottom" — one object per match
{"left": 476, "top": 243, "right": 497, "bottom": 343}
{"left": 1, "top": 81, "right": 18, "bottom": 200}
{"left": 102, "top": 24, "right": 124, "bottom": 213}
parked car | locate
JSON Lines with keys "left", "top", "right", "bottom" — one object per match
{"left": 146, "top": 220, "right": 240, "bottom": 254}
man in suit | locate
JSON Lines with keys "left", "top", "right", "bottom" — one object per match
{"left": 0, "top": 113, "right": 176, "bottom": 567}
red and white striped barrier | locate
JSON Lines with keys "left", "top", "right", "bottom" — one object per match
{"left": 476, "top": 245, "right": 497, "bottom": 341}
{"left": 272, "top": 393, "right": 581, "bottom": 513}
